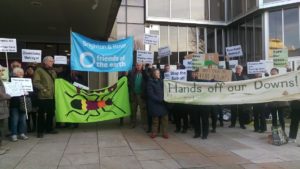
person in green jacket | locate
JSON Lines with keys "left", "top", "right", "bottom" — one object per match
{"left": 33, "top": 56, "right": 57, "bottom": 138}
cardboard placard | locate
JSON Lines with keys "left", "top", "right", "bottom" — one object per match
{"left": 226, "top": 45, "right": 243, "bottom": 57}
{"left": 143, "top": 34, "right": 159, "bottom": 45}
{"left": 11, "top": 78, "right": 33, "bottom": 92}
{"left": 158, "top": 46, "right": 171, "bottom": 57}
{"left": 273, "top": 49, "right": 288, "bottom": 68}
{"left": 22, "top": 49, "right": 42, "bottom": 63}
{"left": 54, "top": 55, "right": 68, "bottom": 65}
{"left": 136, "top": 50, "right": 154, "bottom": 64}
{"left": 205, "top": 53, "right": 219, "bottom": 65}
{"left": 0, "top": 38, "right": 17, "bottom": 53}
{"left": 197, "top": 68, "right": 232, "bottom": 82}
{"left": 247, "top": 61, "right": 266, "bottom": 74}
{"left": 3, "top": 82, "right": 24, "bottom": 97}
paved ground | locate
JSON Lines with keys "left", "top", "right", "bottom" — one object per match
{"left": 1, "top": 120, "right": 300, "bottom": 169}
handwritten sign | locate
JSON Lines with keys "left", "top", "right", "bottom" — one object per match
{"left": 11, "top": 78, "right": 33, "bottom": 92}
{"left": 192, "top": 54, "right": 205, "bottom": 70}
{"left": 183, "top": 59, "right": 193, "bottom": 71}
{"left": 165, "top": 70, "right": 187, "bottom": 81}
{"left": 226, "top": 45, "right": 243, "bottom": 57}
{"left": 22, "top": 49, "right": 42, "bottom": 63}
{"left": 197, "top": 68, "right": 232, "bottom": 82}
{"left": 273, "top": 49, "right": 288, "bottom": 68}
{"left": 54, "top": 55, "right": 68, "bottom": 65}
{"left": 0, "top": 38, "right": 17, "bottom": 53}
{"left": 3, "top": 82, "right": 24, "bottom": 97}
{"left": 136, "top": 50, "right": 154, "bottom": 64}
{"left": 247, "top": 61, "right": 266, "bottom": 74}
{"left": 158, "top": 46, "right": 171, "bottom": 58}
{"left": 144, "top": 34, "right": 159, "bottom": 45}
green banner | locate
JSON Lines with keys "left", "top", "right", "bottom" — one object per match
{"left": 55, "top": 77, "right": 131, "bottom": 123}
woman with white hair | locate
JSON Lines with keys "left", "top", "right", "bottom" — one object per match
{"left": 9, "top": 67, "right": 29, "bottom": 141}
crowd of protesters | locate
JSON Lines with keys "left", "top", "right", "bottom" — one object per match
{"left": 1, "top": 55, "right": 300, "bottom": 155}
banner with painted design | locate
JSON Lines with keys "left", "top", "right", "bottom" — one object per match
{"left": 164, "top": 71, "right": 300, "bottom": 105}
{"left": 55, "top": 77, "right": 131, "bottom": 123}
{"left": 71, "top": 32, "right": 133, "bottom": 72}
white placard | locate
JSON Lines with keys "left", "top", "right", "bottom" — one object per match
{"left": 143, "top": 34, "right": 159, "bottom": 45}
{"left": 0, "top": 38, "right": 17, "bottom": 53}
{"left": 54, "top": 55, "right": 68, "bottom": 65}
{"left": 219, "top": 60, "right": 238, "bottom": 72}
{"left": 158, "top": 46, "right": 171, "bottom": 57}
{"left": 11, "top": 78, "right": 33, "bottom": 92}
{"left": 183, "top": 59, "right": 193, "bottom": 71}
{"left": 169, "top": 70, "right": 187, "bottom": 81}
{"left": 3, "top": 82, "right": 24, "bottom": 97}
{"left": 136, "top": 50, "right": 154, "bottom": 64}
{"left": 226, "top": 45, "right": 243, "bottom": 57}
{"left": 22, "top": 49, "right": 42, "bottom": 63}
{"left": 164, "top": 72, "right": 171, "bottom": 80}
{"left": 247, "top": 61, "right": 266, "bottom": 74}
{"left": 73, "top": 82, "right": 89, "bottom": 90}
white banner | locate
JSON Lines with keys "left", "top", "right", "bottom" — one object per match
{"left": 22, "top": 49, "right": 42, "bottom": 63}
{"left": 164, "top": 70, "right": 187, "bottom": 81}
{"left": 158, "top": 46, "right": 171, "bottom": 57}
{"left": 247, "top": 61, "right": 266, "bottom": 74}
{"left": 183, "top": 59, "right": 193, "bottom": 71}
{"left": 54, "top": 55, "right": 68, "bottom": 65}
{"left": 0, "top": 38, "right": 17, "bottom": 53}
{"left": 11, "top": 78, "right": 33, "bottom": 92}
{"left": 164, "top": 71, "right": 300, "bottom": 105}
{"left": 143, "top": 34, "right": 159, "bottom": 45}
{"left": 226, "top": 45, "right": 243, "bottom": 57}
{"left": 136, "top": 50, "right": 154, "bottom": 64}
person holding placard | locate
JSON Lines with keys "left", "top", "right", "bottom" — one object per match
{"left": 33, "top": 56, "right": 57, "bottom": 138}
{"left": 9, "top": 67, "right": 29, "bottom": 142}
{"left": 0, "top": 65, "right": 11, "bottom": 155}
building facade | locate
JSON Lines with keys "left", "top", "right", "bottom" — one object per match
{"left": 117, "top": 0, "right": 300, "bottom": 71}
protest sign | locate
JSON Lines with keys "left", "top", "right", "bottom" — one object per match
{"left": 55, "top": 77, "right": 130, "bottom": 123}
{"left": 192, "top": 54, "right": 205, "bottom": 70}
{"left": 136, "top": 50, "right": 154, "bottom": 64}
{"left": 273, "top": 49, "right": 288, "bottom": 68}
{"left": 22, "top": 49, "right": 42, "bottom": 63}
{"left": 247, "top": 61, "right": 266, "bottom": 74}
{"left": 205, "top": 53, "right": 219, "bottom": 66}
{"left": 0, "top": 38, "right": 17, "bottom": 53}
{"left": 164, "top": 70, "right": 300, "bottom": 105}
{"left": 71, "top": 32, "right": 133, "bottom": 72}
{"left": 183, "top": 59, "right": 193, "bottom": 71}
{"left": 197, "top": 68, "right": 232, "bottom": 82}
{"left": 164, "top": 72, "right": 171, "bottom": 80}
{"left": 143, "top": 34, "right": 159, "bottom": 45}
{"left": 218, "top": 60, "right": 238, "bottom": 71}
{"left": 226, "top": 45, "right": 243, "bottom": 57}
{"left": 169, "top": 70, "right": 187, "bottom": 81}
{"left": 3, "top": 82, "right": 24, "bottom": 97}
{"left": 158, "top": 46, "right": 171, "bottom": 58}
{"left": 11, "top": 78, "right": 33, "bottom": 92}
{"left": 54, "top": 55, "right": 68, "bottom": 65}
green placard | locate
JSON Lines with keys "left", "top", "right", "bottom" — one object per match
{"left": 273, "top": 49, "right": 288, "bottom": 68}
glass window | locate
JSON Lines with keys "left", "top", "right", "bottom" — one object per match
{"left": 117, "top": 23, "right": 126, "bottom": 39}
{"left": 178, "top": 27, "right": 187, "bottom": 52}
{"left": 284, "top": 8, "right": 300, "bottom": 56}
{"left": 171, "top": 0, "right": 189, "bottom": 19}
{"left": 149, "top": 30, "right": 159, "bottom": 51}
{"left": 227, "top": 0, "right": 232, "bottom": 21}
{"left": 247, "top": 0, "right": 257, "bottom": 11}
{"left": 160, "top": 26, "right": 169, "bottom": 47}
{"left": 246, "top": 18, "right": 254, "bottom": 61}
{"left": 148, "top": 0, "right": 170, "bottom": 18}
{"left": 188, "top": 27, "right": 197, "bottom": 53}
{"left": 191, "top": 0, "right": 206, "bottom": 20}
{"left": 217, "top": 29, "right": 223, "bottom": 55}
{"left": 117, "top": 6, "right": 126, "bottom": 23}
{"left": 233, "top": 25, "right": 239, "bottom": 45}
{"left": 121, "top": 0, "right": 126, "bottom": 5}
{"left": 127, "top": 24, "right": 144, "bottom": 41}
{"left": 232, "top": 0, "right": 245, "bottom": 18}
{"left": 127, "top": 0, "right": 144, "bottom": 6}
{"left": 198, "top": 28, "right": 205, "bottom": 53}
{"left": 269, "top": 10, "right": 283, "bottom": 57}
{"left": 127, "top": 7, "right": 144, "bottom": 24}
{"left": 207, "top": 28, "right": 215, "bottom": 53}
{"left": 254, "top": 15, "right": 262, "bottom": 60}
{"left": 239, "top": 22, "right": 246, "bottom": 62}
{"left": 210, "top": 0, "right": 225, "bottom": 21}
{"left": 169, "top": 26, "right": 178, "bottom": 52}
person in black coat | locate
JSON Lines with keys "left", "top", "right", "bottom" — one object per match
{"left": 147, "top": 69, "right": 169, "bottom": 139}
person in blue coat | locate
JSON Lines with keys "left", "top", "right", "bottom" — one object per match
{"left": 147, "top": 69, "right": 169, "bottom": 139}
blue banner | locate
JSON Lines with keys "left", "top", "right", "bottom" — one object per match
{"left": 71, "top": 32, "right": 133, "bottom": 72}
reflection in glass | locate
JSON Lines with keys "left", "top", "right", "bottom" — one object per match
{"left": 207, "top": 28, "right": 215, "bottom": 53}
{"left": 284, "top": 8, "right": 300, "bottom": 56}
{"left": 172, "top": 0, "right": 189, "bottom": 19}
{"left": 191, "top": 0, "right": 206, "bottom": 20}
{"left": 210, "top": 0, "right": 225, "bottom": 21}
{"left": 254, "top": 15, "right": 262, "bottom": 60}
{"left": 148, "top": 0, "right": 170, "bottom": 17}
{"left": 269, "top": 10, "right": 283, "bottom": 57}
